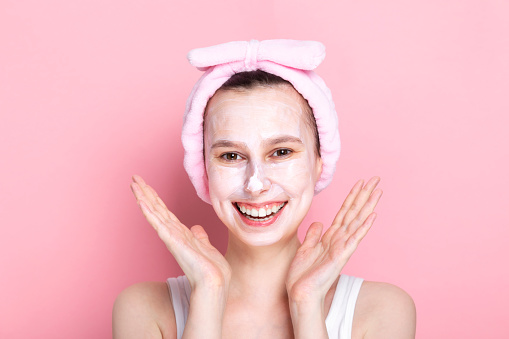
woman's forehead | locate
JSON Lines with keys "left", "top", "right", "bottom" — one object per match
{"left": 205, "top": 86, "right": 310, "bottom": 141}
{"left": 207, "top": 86, "right": 303, "bottom": 113}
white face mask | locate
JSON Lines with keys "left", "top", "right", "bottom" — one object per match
{"left": 204, "top": 85, "right": 322, "bottom": 247}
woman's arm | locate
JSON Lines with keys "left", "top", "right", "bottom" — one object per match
{"left": 288, "top": 298, "right": 329, "bottom": 338}
{"left": 181, "top": 284, "right": 228, "bottom": 339}
{"left": 112, "top": 281, "right": 230, "bottom": 339}
{"left": 286, "top": 177, "right": 383, "bottom": 339}
{"left": 127, "top": 175, "right": 231, "bottom": 338}
{"left": 112, "top": 282, "right": 175, "bottom": 339}
{"left": 355, "top": 282, "right": 416, "bottom": 339}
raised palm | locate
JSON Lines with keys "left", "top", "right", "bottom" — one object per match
{"left": 286, "top": 177, "right": 382, "bottom": 304}
{"left": 130, "top": 175, "right": 231, "bottom": 291}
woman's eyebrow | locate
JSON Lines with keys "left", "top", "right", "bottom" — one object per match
{"left": 210, "top": 140, "right": 247, "bottom": 149}
{"left": 263, "top": 135, "right": 303, "bottom": 147}
{"left": 210, "top": 136, "right": 303, "bottom": 150}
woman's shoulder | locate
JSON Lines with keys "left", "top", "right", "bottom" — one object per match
{"left": 112, "top": 281, "right": 176, "bottom": 339}
{"left": 353, "top": 280, "right": 416, "bottom": 339}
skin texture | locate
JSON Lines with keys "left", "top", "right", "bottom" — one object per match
{"left": 113, "top": 85, "right": 416, "bottom": 339}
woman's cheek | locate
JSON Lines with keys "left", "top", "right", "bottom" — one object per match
{"left": 207, "top": 163, "right": 246, "bottom": 201}
{"left": 266, "top": 160, "right": 315, "bottom": 198}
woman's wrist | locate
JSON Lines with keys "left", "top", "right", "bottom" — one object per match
{"left": 182, "top": 286, "right": 228, "bottom": 339}
{"left": 288, "top": 298, "right": 328, "bottom": 339}
{"left": 288, "top": 296, "right": 323, "bottom": 319}
{"left": 190, "top": 284, "right": 229, "bottom": 317}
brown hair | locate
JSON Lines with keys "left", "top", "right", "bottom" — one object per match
{"left": 206, "top": 70, "right": 321, "bottom": 157}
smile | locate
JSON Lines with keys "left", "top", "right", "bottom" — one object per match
{"left": 234, "top": 201, "right": 287, "bottom": 223}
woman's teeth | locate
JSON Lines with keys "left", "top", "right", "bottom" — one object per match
{"left": 236, "top": 202, "right": 286, "bottom": 221}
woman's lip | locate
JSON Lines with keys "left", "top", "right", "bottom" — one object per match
{"left": 232, "top": 200, "right": 287, "bottom": 208}
{"left": 234, "top": 202, "right": 287, "bottom": 227}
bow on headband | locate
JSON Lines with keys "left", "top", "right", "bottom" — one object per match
{"left": 187, "top": 39, "right": 326, "bottom": 72}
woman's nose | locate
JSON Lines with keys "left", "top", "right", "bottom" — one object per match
{"left": 244, "top": 165, "right": 271, "bottom": 195}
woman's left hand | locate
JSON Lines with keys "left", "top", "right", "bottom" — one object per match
{"left": 285, "top": 176, "right": 383, "bottom": 307}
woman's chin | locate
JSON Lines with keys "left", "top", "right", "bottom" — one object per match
{"left": 232, "top": 231, "right": 286, "bottom": 247}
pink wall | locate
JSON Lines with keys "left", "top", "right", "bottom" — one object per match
{"left": 1, "top": 1, "right": 508, "bottom": 337}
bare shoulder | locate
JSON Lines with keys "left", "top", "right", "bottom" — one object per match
{"left": 353, "top": 281, "right": 416, "bottom": 339}
{"left": 112, "top": 281, "right": 176, "bottom": 339}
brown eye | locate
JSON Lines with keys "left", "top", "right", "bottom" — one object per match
{"left": 221, "top": 152, "right": 241, "bottom": 161}
{"left": 272, "top": 149, "right": 292, "bottom": 157}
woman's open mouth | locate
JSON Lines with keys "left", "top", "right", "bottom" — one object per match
{"left": 234, "top": 201, "right": 287, "bottom": 226}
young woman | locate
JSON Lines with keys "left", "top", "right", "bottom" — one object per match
{"left": 113, "top": 40, "right": 416, "bottom": 339}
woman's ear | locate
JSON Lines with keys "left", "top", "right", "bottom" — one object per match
{"left": 315, "top": 157, "right": 323, "bottom": 182}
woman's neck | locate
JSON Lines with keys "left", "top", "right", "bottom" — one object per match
{"left": 224, "top": 232, "right": 301, "bottom": 303}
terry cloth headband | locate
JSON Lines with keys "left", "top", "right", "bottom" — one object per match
{"left": 182, "top": 39, "right": 340, "bottom": 204}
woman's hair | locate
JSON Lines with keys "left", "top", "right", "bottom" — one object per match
{"left": 205, "top": 70, "right": 321, "bottom": 158}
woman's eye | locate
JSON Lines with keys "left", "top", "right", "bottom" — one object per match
{"left": 272, "top": 149, "right": 292, "bottom": 157}
{"left": 221, "top": 153, "right": 242, "bottom": 161}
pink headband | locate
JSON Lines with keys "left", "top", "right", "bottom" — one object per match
{"left": 182, "top": 39, "right": 340, "bottom": 204}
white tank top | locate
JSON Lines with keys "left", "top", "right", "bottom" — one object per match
{"left": 166, "top": 274, "right": 363, "bottom": 339}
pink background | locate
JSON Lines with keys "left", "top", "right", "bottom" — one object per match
{"left": 1, "top": 0, "right": 508, "bottom": 338}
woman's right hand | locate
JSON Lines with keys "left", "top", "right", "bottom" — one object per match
{"left": 130, "top": 174, "right": 232, "bottom": 294}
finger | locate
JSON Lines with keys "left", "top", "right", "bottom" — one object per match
{"left": 342, "top": 176, "right": 380, "bottom": 228}
{"left": 131, "top": 181, "right": 178, "bottom": 224}
{"left": 190, "top": 225, "right": 212, "bottom": 245}
{"left": 344, "top": 212, "right": 377, "bottom": 252}
{"left": 144, "top": 184, "right": 175, "bottom": 221}
{"left": 332, "top": 212, "right": 377, "bottom": 264}
{"left": 132, "top": 175, "right": 150, "bottom": 201}
{"left": 132, "top": 175, "right": 159, "bottom": 206}
{"left": 322, "top": 179, "right": 364, "bottom": 245}
{"left": 331, "top": 179, "right": 364, "bottom": 227}
{"left": 345, "top": 188, "right": 382, "bottom": 233}
{"left": 131, "top": 179, "right": 150, "bottom": 202}
{"left": 138, "top": 199, "right": 183, "bottom": 249}
{"left": 132, "top": 174, "right": 146, "bottom": 186}
{"left": 300, "top": 222, "right": 323, "bottom": 250}
{"left": 132, "top": 176, "right": 170, "bottom": 218}
{"left": 131, "top": 182, "right": 160, "bottom": 215}
{"left": 144, "top": 184, "right": 168, "bottom": 208}
{"left": 138, "top": 199, "right": 166, "bottom": 232}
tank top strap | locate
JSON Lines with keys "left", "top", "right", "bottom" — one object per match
{"left": 325, "top": 274, "right": 364, "bottom": 339}
{"left": 166, "top": 275, "right": 191, "bottom": 339}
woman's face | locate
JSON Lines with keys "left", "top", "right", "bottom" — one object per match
{"left": 204, "top": 85, "right": 322, "bottom": 247}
